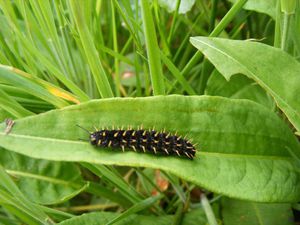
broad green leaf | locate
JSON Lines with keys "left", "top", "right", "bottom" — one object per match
{"left": 228, "top": 0, "right": 277, "bottom": 19}
{"left": 0, "top": 96, "right": 299, "bottom": 202}
{"left": 190, "top": 37, "right": 300, "bottom": 132}
{"left": 0, "top": 148, "right": 86, "bottom": 205}
{"left": 58, "top": 208, "right": 207, "bottom": 225}
{"left": 222, "top": 197, "right": 294, "bottom": 225}
{"left": 206, "top": 70, "right": 275, "bottom": 109}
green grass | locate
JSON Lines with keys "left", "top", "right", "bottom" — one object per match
{"left": 0, "top": 0, "right": 299, "bottom": 224}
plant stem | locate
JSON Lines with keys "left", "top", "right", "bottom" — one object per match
{"left": 201, "top": 193, "right": 218, "bottom": 225}
{"left": 111, "top": 0, "right": 121, "bottom": 96}
{"left": 281, "top": 13, "right": 290, "bottom": 51}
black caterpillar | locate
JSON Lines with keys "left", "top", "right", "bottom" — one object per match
{"left": 78, "top": 125, "right": 196, "bottom": 159}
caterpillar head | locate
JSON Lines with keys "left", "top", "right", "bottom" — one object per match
{"left": 90, "top": 133, "right": 97, "bottom": 145}
{"left": 90, "top": 131, "right": 107, "bottom": 146}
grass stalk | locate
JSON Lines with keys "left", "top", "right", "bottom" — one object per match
{"left": 68, "top": 0, "right": 114, "bottom": 98}
{"left": 141, "top": 0, "right": 165, "bottom": 95}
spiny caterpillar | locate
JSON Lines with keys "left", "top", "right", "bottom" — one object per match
{"left": 77, "top": 125, "right": 197, "bottom": 160}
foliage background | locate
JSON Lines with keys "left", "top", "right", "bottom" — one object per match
{"left": 0, "top": 0, "right": 299, "bottom": 224}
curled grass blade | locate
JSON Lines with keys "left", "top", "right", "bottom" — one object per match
{"left": 190, "top": 37, "right": 300, "bottom": 132}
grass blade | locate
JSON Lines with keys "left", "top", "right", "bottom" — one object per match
{"left": 141, "top": 0, "right": 165, "bottom": 95}
{"left": 68, "top": 0, "right": 114, "bottom": 98}
{"left": 105, "top": 194, "right": 163, "bottom": 225}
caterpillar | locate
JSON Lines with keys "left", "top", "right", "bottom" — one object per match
{"left": 77, "top": 125, "right": 196, "bottom": 160}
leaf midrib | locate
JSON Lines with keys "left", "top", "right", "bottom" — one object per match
{"left": 0, "top": 132, "right": 294, "bottom": 160}
{"left": 0, "top": 125, "right": 290, "bottom": 146}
